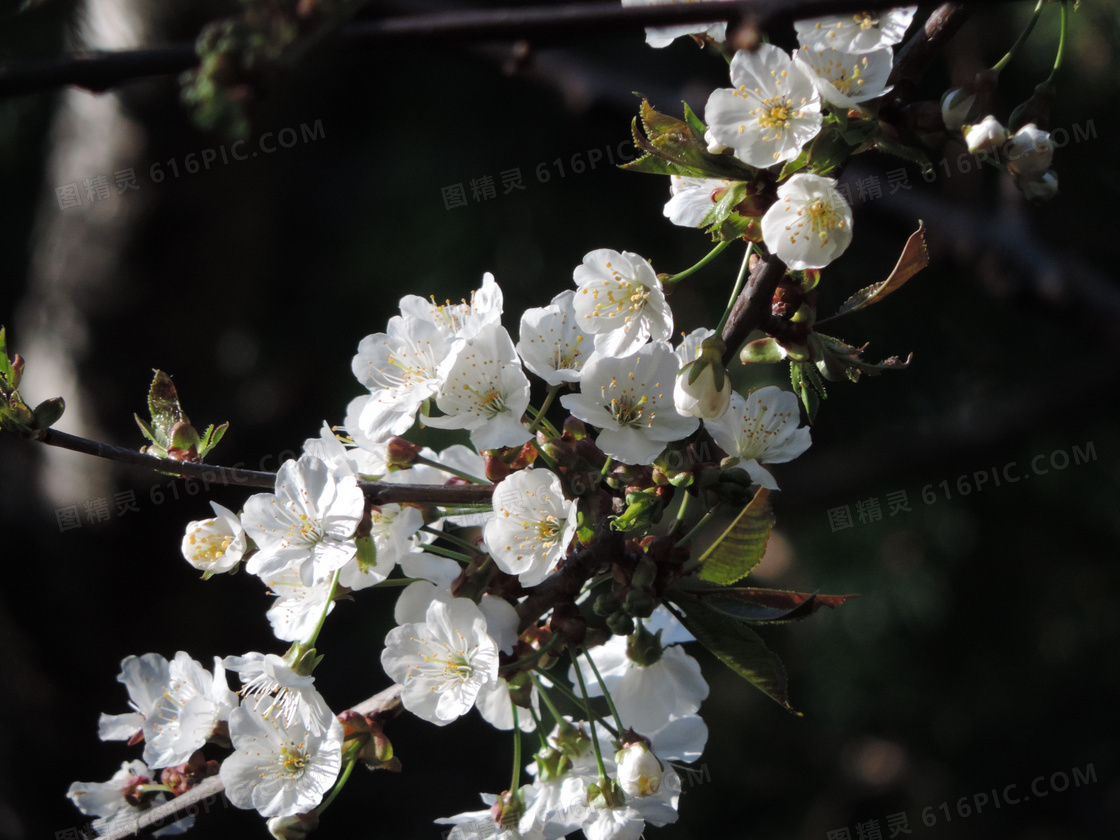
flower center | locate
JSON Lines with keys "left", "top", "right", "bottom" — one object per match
{"left": 187, "top": 531, "right": 234, "bottom": 565}
{"left": 805, "top": 199, "right": 844, "bottom": 243}
{"left": 280, "top": 744, "right": 310, "bottom": 777}
{"left": 853, "top": 12, "right": 879, "bottom": 30}
{"left": 757, "top": 97, "right": 792, "bottom": 130}
{"left": 609, "top": 395, "right": 650, "bottom": 427}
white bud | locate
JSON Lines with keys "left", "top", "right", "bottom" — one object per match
{"left": 1005, "top": 123, "right": 1054, "bottom": 180}
{"left": 617, "top": 742, "right": 663, "bottom": 798}
{"left": 940, "top": 87, "right": 978, "bottom": 132}
{"left": 674, "top": 360, "right": 731, "bottom": 420}
{"left": 962, "top": 116, "right": 1008, "bottom": 156}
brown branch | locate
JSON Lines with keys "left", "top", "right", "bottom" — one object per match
{"left": 31, "top": 428, "right": 495, "bottom": 504}
{"left": 719, "top": 252, "right": 788, "bottom": 366}
{"left": 0, "top": 0, "right": 1022, "bottom": 98}
{"left": 882, "top": 2, "right": 973, "bottom": 119}
{"left": 97, "top": 686, "right": 403, "bottom": 840}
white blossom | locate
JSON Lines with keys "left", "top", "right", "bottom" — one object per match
{"left": 795, "top": 47, "right": 894, "bottom": 108}
{"left": 351, "top": 314, "right": 452, "bottom": 441}
{"left": 181, "top": 501, "right": 246, "bottom": 576}
{"left": 223, "top": 652, "right": 336, "bottom": 736}
{"left": 571, "top": 249, "right": 673, "bottom": 358}
{"left": 704, "top": 387, "right": 812, "bottom": 489}
{"left": 262, "top": 568, "right": 337, "bottom": 643}
{"left": 424, "top": 323, "right": 533, "bottom": 450}
{"left": 704, "top": 45, "right": 823, "bottom": 168}
{"left": 220, "top": 702, "right": 343, "bottom": 818}
{"left": 338, "top": 503, "right": 424, "bottom": 591}
{"left": 518, "top": 290, "right": 597, "bottom": 385}
{"left": 617, "top": 742, "right": 663, "bottom": 798}
{"left": 399, "top": 272, "right": 503, "bottom": 342}
{"left": 663, "top": 176, "right": 735, "bottom": 229}
{"left": 68, "top": 760, "right": 193, "bottom": 837}
{"left": 569, "top": 637, "right": 709, "bottom": 735}
{"left": 143, "top": 652, "right": 237, "bottom": 769}
{"left": 241, "top": 454, "right": 364, "bottom": 586}
{"left": 382, "top": 597, "right": 500, "bottom": 725}
{"left": 561, "top": 341, "right": 699, "bottom": 466}
{"left": 795, "top": 7, "right": 917, "bottom": 54}
{"left": 484, "top": 469, "right": 579, "bottom": 587}
{"left": 98, "top": 653, "right": 170, "bottom": 743}
{"left": 302, "top": 419, "right": 387, "bottom": 480}
{"left": 622, "top": 0, "right": 731, "bottom": 49}
{"left": 760, "top": 172, "right": 853, "bottom": 270}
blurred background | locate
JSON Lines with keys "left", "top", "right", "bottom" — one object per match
{"left": 1, "top": 0, "right": 1118, "bottom": 838}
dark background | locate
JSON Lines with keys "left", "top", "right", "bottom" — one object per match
{"left": 1, "top": 1, "right": 1118, "bottom": 839}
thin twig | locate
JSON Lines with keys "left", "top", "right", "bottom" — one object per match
{"left": 0, "top": 0, "right": 1026, "bottom": 98}
{"left": 33, "top": 428, "right": 495, "bottom": 505}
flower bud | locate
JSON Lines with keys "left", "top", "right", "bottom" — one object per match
{"left": 386, "top": 436, "right": 421, "bottom": 467}
{"left": 962, "top": 116, "right": 1008, "bottom": 156}
{"left": 940, "top": 87, "right": 979, "bottom": 132}
{"left": 617, "top": 742, "right": 663, "bottom": 798}
{"left": 625, "top": 621, "right": 663, "bottom": 666}
{"left": 1005, "top": 123, "right": 1053, "bottom": 180}
{"left": 268, "top": 813, "right": 319, "bottom": 840}
{"left": 674, "top": 336, "right": 730, "bottom": 420}
{"left": 740, "top": 336, "right": 788, "bottom": 365}
{"left": 1019, "top": 170, "right": 1059, "bottom": 203}
{"left": 607, "top": 611, "right": 636, "bottom": 636}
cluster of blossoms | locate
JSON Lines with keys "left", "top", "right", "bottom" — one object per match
{"left": 62, "top": 2, "right": 1068, "bottom": 838}
{"left": 69, "top": 248, "right": 816, "bottom": 838}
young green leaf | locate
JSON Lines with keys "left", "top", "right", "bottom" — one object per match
{"left": 696, "top": 487, "right": 774, "bottom": 585}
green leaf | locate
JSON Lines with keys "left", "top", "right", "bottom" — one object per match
{"left": 696, "top": 487, "right": 775, "bottom": 585}
{"left": 681, "top": 101, "right": 708, "bottom": 138}
{"left": 673, "top": 584, "right": 859, "bottom": 623}
{"left": 790, "top": 363, "right": 823, "bottom": 423}
{"left": 147, "top": 370, "right": 187, "bottom": 436}
{"left": 0, "top": 327, "right": 10, "bottom": 382}
{"left": 199, "top": 422, "right": 229, "bottom": 459}
{"left": 833, "top": 223, "right": 928, "bottom": 318}
{"left": 666, "top": 592, "right": 800, "bottom": 714}
{"left": 777, "top": 147, "right": 810, "bottom": 181}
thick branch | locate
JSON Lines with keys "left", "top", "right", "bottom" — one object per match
{"left": 0, "top": 0, "right": 1016, "bottom": 98}
{"left": 883, "top": 3, "right": 973, "bottom": 118}
{"left": 719, "top": 252, "right": 788, "bottom": 366}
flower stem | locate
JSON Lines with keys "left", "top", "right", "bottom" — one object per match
{"left": 544, "top": 676, "right": 619, "bottom": 737}
{"left": 303, "top": 569, "right": 341, "bottom": 648}
{"left": 570, "top": 651, "right": 608, "bottom": 778}
{"left": 664, "top": 239, "right": 732, "bottom": 286}
{"left": 415, "top": 454, "right": 490, "bottom": 485}
{"left": 714, "top": 242, "right": 754, "bottom": 336}
{"left": 599, "top": 456, "right": 613, "bottom": 477}
{"left": 991, "top": 0, "right": 1044, "bottom": 74}
{"left": 420, "top": 543, "right": 474, "bottom": 564}
{"left": 370, "top": 577, "right": 421, "bottom": 588}
{"left": 528, "top": 704, "right": 550, "bottom": 750}
{"left": 669, "top": 489, "right": 693, "bottom": 536}
{"left": 315, "top": 747, "right": 359, "bottom": 815}
{"left": 526, "top": 404, "right": 561, "bottom": 439}
{"left": 531, "top": 673, "right": 566, "bottom": 727}
{"left": 529, "top": 384, "right": 562, "bottom": 434}
{"left": 420, "top": 524, "right": 483, "bottom": 555}
{"left": 510, "top": 703, "right": 522, "bottom": 793}
{"left": 677, "top": 509, "right": 717, "bottom": 549}
{"left": 1045, "top": 0, "right": 1068, "bottom": 85}
{"left": 530, "top": 438, "right": 560, "bottom": 473}
{"left": 582, "top": 648, "right": 624, "bottom": 733}
{"left": 499, "top": 631, "right": 565, "bottom": 674}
